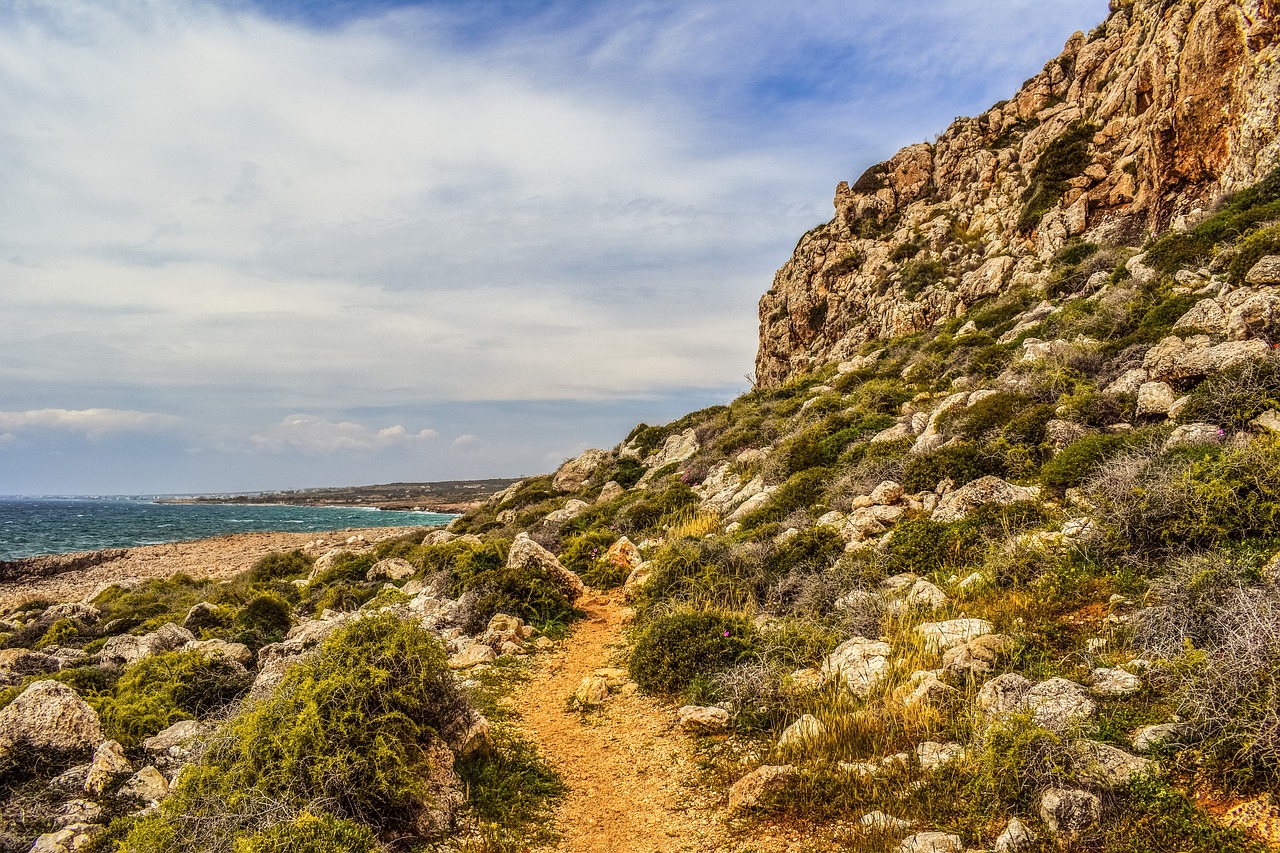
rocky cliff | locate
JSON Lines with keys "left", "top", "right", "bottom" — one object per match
{"left": 757, "top": 0, "right": 1280, "bottom": 387}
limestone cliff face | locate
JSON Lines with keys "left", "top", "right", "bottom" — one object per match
{"left": 757, "top": 0, "right": 1280, "bottom": 387}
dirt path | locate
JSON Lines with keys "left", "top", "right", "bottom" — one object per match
{"left": 512, "top": 591, "right": 735, "bottom": 853}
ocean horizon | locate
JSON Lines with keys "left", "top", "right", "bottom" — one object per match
{"left": 0, "top": 496, "right": 455, "bottom": 561}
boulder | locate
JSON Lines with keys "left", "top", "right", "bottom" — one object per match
{"left": 677, "top": 705, "right": 730, "bottom": 733}
{"left": 308, "top": 548, "right": 351, "bottom": 580}
{"left": 1227, "top": 290, "right": 1280, "bottom": 340}
{"left": 903, "top": 674, "right": 957, "bottom": 708}
{"left": 917, "top": 618, "right": 993, "bottom": 651}
{"left": 414, "top": 737, "right": 467, "bottom": 837}
{"left": 916, "top": 741, "right": 965, "bottom": 771}
{"left": 0, "top": 681, "right": 102, "bottom": 759}
{"left": 99, "top": 623, "right": 195, "bottom": 668}
{"left": 118, "top": 765, "right": 169, "bottom": 803}
{"left": 54, "top": 799, "right": 102, "bottom": 829}
{"left": 604, "top": 537, "right": 643, "bottom": 571}
{"left": 1089, "top": 667, "right": 1142, "bottom": 696}
{"left": 29, "top": 826, "right": 99, "bottom": 853}
{"left": 83, "top": 739, "right": 132, "bottom": 795}
{"left": 976, "top": 673, "right": 1032, "bottom": 716}
{"left": 1245, "top": 255, "right": 1280, "bottom": 286}
{"left": 142, "top": 720, "right": 207, "bottom": 756}
{"left": 1023, "top": 678, "right": 1096, "bottom": 732}
{"left": 1173, "top": 298, "right": 1227, "bottom": 333}
{"left": 643, "top": 429, "right": 700, "bottom": 469}
{"left": 870, "top": 480, "right": 905, "bottom": 505}
{"left": 821, "top": 637, "right": 892, "bottom": 696}
{"left": 448, "top": 644, "right": 497, "bottom": 669}
{"left": 597, "top": 481, "right": 625, "bottom": 503}
{"left": 1143, "top": 335, "right": 1269, "bottom": 382}
{"left": 941, "top": 633, "right": 1013, "bottom": 676}
{"left": 901, "top": 580, "right": 948, "bottom": 611}
{"left": 0, "top": 648, "right": 61, "bottom": 681}
{"left": 1039, "top": 788, "right": 1101, "bottom": 835}
{"left": 181, "top": 601, "right": 223, "bottom": 632}
{"left": 182, "top": 638, "right": 253, "bottom": 667}
{"left": 1135, "top": 381, "right": 1177, "bottom": 416}
{"left": 553, "top": 448, "right": 611, "bottom": 492}
{"left": 1132, "top": 723, "right": 1190, "bottom": 753}
{"left": 727, "top": 764, "right": 797, "bottom": 811}
{"left": 623, "top": 562, "right": 653, "bottom": 600}
{"left": 1045, "top": 419, "right": 1091, "bottom": 450}
{"left": 367, "top": 558, "right": 416, "bottom": 581}
{"left": 1104, "top": 368, "right": 1148, "bottom": 395}
{"left": 777, "top": 714, "right": 825, "bottom": 752}
{"left": 896, "top": 832, "right": 963, "bottom": 853}
{"left": 542, "top": 499, "right": 591, "bottom": 526}
{"left": 1165, "top": 422, "right": 1224, "bottom": 449}
{"left": 931, "top": 476, "right": 1039, "bottom": 522}
{"left": 507, "top": 534, "right": 587, "bottom": 599}
{"left": 1070, "top": 739, "right": 1155, "bottom": 788}
{"left": 995, "top": 817, "right": 1034, "bottom": 852}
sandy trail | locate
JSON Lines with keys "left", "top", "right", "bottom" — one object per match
{"left": 509, "top": 591, "right": 796, "bottom": 853}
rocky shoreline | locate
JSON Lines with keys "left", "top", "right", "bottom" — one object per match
{"left": 0, "top": 526, "right": 437, "bottom": 609}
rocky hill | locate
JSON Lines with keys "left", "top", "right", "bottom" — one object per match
{"left": 757, "top": 0, "right": 1280, "bottom": 387}
{"left": 4, "top": 2, "right": 1280, "bottom": 851}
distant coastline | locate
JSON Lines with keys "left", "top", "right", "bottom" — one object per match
{"left": 162, "top": 477, "right": 521, "bottom": 514}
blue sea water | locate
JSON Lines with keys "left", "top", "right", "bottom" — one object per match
{"left": 0, "top": 497, "right": 456, "bottom": 561}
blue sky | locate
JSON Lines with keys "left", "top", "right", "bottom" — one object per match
{"left": 0, "top": 0, "right": 1110, "bottom": 495}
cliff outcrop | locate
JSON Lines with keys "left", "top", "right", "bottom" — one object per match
{"left": 757, "top": 0, "right": 1280, "bottom": 386}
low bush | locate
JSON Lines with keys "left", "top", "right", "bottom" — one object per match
{"left": 230, "top": 812, "right": 379, "bottom": 853}
{"left": 311, "top": 552, "right": 377, "bottom": 586}
{"left": 247, "top": 551, "right": 313, "bottom": 584}
{"left": 901, "top": 443, "right": 1005, "bottom": 492}
{"left": 634, "top": 539, "right": 764, "bottom": 613}
{"left": 467, "top": 562, "right": 577, "bottom": 633}
{"left": 737, "top": 468, "right": 832, "bottom": 530}
{"left": 116, "top": 615, "right": 469, "bottom": 851}
{"left": 1041, "top": 433, "right": 1132, "bottom": 488}
{"left": 234, "top": 593, "right": 292, "bottom": 646}
{"left": 1177, "top": 355, "right": 1280, "bottom": 429}
{"left": 96, "top": 651, "right": 252, "bottom": 749}
{"left": 629, "top": 610, "right": 756, "bottom": 696}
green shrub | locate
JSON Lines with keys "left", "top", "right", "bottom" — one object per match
{"left": 762, "top": 527, "right": 844, "bottom": 579}
{"left": 635, "top": 540, "right": 764, "bottom": 612}
{"left": 1041, "top": 433, "right": 1132, "bottom": 488}
{"left": 231, "top": 812, "right": 379, "bottom": 853}
{"left": 96, "top": 651, "right": 252, "bottom": 749}
{"left": 312, "top": 552, "right": 377, "bottom": 586}
{"left": 901, "top": 443, "right": 1005, "bottom": 492}
{"left": 559, "top": 531, "right": 618, "bottom": 576}
{"left": 610, "top": 458, "right": 647, "bottom": 489}
{"left": 885, "top": 517, "right": 985, "bottom": 577}
{"left": 118, "top": 615, "right": 467, "bottom": 851}
{"left": 1103, "top": 777, "right": 1267, "bottom": 853}
{"left": 1018, "top": 121, "right": 1098, "bottom": 232}
{"left": 900, "top": 257, "right": 948, "bottom": 299}
{"left": 738, "top": 468, "right": 832, "bottom": 530}
{"left": 629, "top": 610, "right": 756, "bottom": 696}
{"left": 234, "top": 593, "right": 293, "bottom": 647}
{"left": 1177, "top": 355, "right": 1280, "bottom": 429}
{"left": 945, "top": 392, "right": 1031, "bottom": 439}
{"left": 612, "top": 482, "right": 699, "bottom": 534}
{"left": 247, "top": 551, "right": 313, "bottom": 584}
{"left": 468, "top": 562, "right": 576, "bottom": 633}
{"left": 34, "top": 618, "right": 79, "bottom": 651}
{"left": 306, "top": 582, "right": 378, "bottom": 618}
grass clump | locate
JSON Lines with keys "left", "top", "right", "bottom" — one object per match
{"left": 1018, "top": 121, "right": 1098, "bottom": 233}
{"left": 1041, "top": 433, "right": 1132, "bottom": 488}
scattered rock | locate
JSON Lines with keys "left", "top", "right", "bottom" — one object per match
{"left": 142, "top": 720, "right": 207, "bottom": 756}
{"left": 507, "top": 534, "right": 587, "bottom": 599}
{"left": 916, "top": 618, "right": 993, "bottom": 651}
{"left": 1245, "top": 255, "right": 1280, "bottom": 286}
{"left": 1071, "top": 739, "right": 1155, "bottom": 788}
{"left": 448, "top": 645, "right": 497, "bottom": 669}
{"left": 1164, "top": 422, "right": 1224, "bottom": 449}
{"left": 896, "top": 831, "right": 963, "bottom": 853}
{"left": 976, "top": 673, "right": 1033, "bottom": 716}
{"left": 54, "top": 800, "right": 102, "bottom": 829}
{"left": 1088, "top": 667, "right": 1142, "bottom": 696}
{"left": 1135, "top": 381, "right": 1177, "bottom": 416}
{"left": 860, "top": 810, "right": 915, "bottom": 831}
{"left": 118, "top": 765, "right": 169, "bottom": 803}
{"left": 677, "top": 705, "right": 730, "bottom": 733}
{"left": 29, "top": 825, "right": 99, "bottom": 853}
{"left": 916, "top": 741, "right": 965, "bottom": 771}
{"left": 942, "top": 633, "right": 1012, "bottom": 676}
{"left": 1039, "top": 788, "right": 1101, "bottom": 835}
{"left": 1173, "top": 298, "right": 1227, "bottom": 333}
{"left": 0, "top": 648, "right": 61, "bottom": 682}
{"left": 553, "top": 448, "right": 612, "bottom": 492}
{"left": 1023, "top": 678, "right": 1096, "bottom": 732}
{"left": 727, "top": 765, "right": 797, "bottom": 811}
{"left": 903, "top": 674, "right": 957, "bottom": 708}
{"left": 1144, "top": 335, "right": 1269, "bottom": 383}
{"left": 182, "top": 638, "right": 253, "bottom": 667}
{"left": 597, "top": 481, "right": 625, "bottom": 503}
{"left": 1132, "top": 723, "right": 1190, "bottom": 753}
{"left": 777, "top": 714, "right": 825, "bottom": 752}
{"left": 822, "top": 637, "right": 892, "bottom": 696}
{"left": 367, "top": 558, "right": 416, "bottom": 581}
{"left": 604, "top": 537, "right": 643, "bottom": 571}
{"left": 995, "top": 816, "right": 1034, "bottom": 852}
{"left": 83, "top": 740, "right": 132, "bottom": 796}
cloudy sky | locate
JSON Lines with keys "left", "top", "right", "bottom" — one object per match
{"left": 0, "top": 0, "right": 1110, "bottom": 495}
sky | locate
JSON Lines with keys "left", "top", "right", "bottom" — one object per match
{"left": 0, "top": 0, "right": 1111, "bottom": 495}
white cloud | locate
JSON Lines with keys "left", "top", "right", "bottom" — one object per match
{"left": 0, "top": 408, "right": 179, "bottom": 439}
{"left": 246, "top": 414, "right": 438, "bottom": 454}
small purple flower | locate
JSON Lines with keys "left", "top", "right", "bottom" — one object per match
{"left": 722, "top": 630, "right": 730, "bottom": 637}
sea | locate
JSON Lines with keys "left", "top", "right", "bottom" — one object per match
{"left": 0, "top": 497, "right": 457, "bottom": 561}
